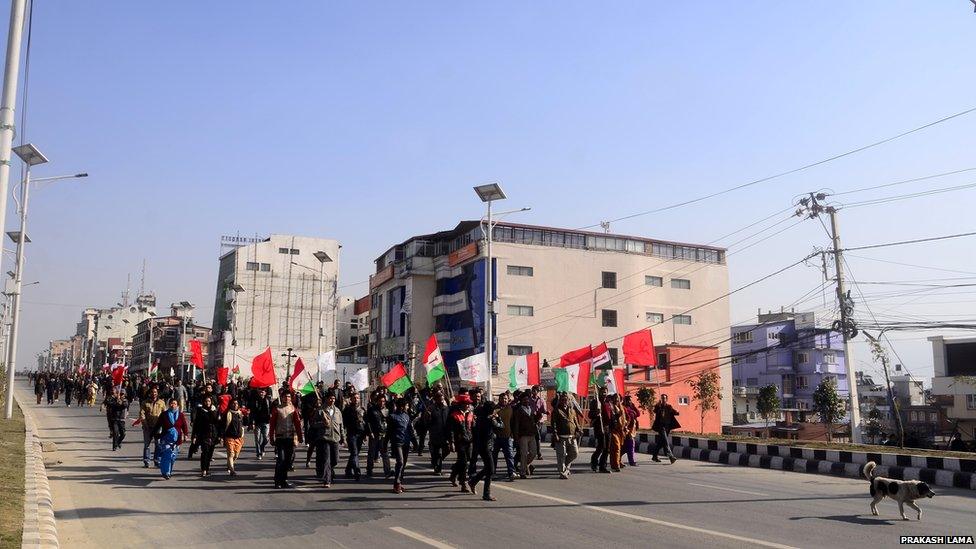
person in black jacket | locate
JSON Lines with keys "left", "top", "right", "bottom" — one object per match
{"left": 387, "top": 398, "right": 417, "bottom": 494}
{"left": 651, "top": 394, "right": 680, "bottom": 464}
{"left": 424, "top": 391, "right": 451, "bottom": 474}
{"left": 250, "top": 387, "right": 273, "bottom": 460}
{"left": 365, "top": 393, "right": 391, "bottom": 478}
{"left": 343, "top": 392, "right": 366, "bottom": 480}
{"left": 589, "top": 390, "right": 611, "bottom": 473}
{"left": 104, "top": 389, "right": 129, "bottom": 451}
{"left": 191, "top": 395, "right": 221, "bottom": 477}
{"left": 469, "top": 401, "right": 502, "bottom": 501}
{"left": 448, "top": 394, "right": 474, "bottom": 491}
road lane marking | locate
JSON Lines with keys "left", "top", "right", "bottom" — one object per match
{"left": 389, "top": 526, "right": 456, "bottom": 549}
{"left": 687, "top": 482, "right": 769, "bottom": 496}
{"left": 491, "top": 484, "right": 798, "bottom": 549}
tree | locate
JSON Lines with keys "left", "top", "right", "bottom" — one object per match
{"left": 756, "top": 384, "right": 780, "bottom": 438}
{"left": 867, "top": 335, "right": 905, "bottom": 448}
{"left": 635, "top": 386, "right": 656, "bottom": 426}
{"left": 812, "top": 377, "right": 845, "bottom": 442}
{"left": 864, "top": 407, "right": 884, "bottom": 444}
{"left": 688, "top": 370, "right": 722, "bottom": 434}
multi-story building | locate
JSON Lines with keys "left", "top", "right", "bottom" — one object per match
{"left": 210, "top": 235, "right": 341, "bottom": 377}
{"left": 368, "top": 220, "right": 732, "bottom": 423}
{"left": 337, "top": 295, "right": 369, "bottom": 362}
{"left": 130, "top": 311, "right": 212, "bottom": 375}
{"left": 731, "top": 310, "right": 848, "bottom": 425}
{"left": 856, "top": 371, "right": 893, "bottom": 439}
{"left": 77, "top": 294, "right": 158, "bottom": 367}
{"left": 929, "top": 336, "right": 976, "bottom": 441}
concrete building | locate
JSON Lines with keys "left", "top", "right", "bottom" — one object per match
{"left": 929, "top": 336, "right": 976, "bottom": 441}
{"left": 731, "top": 310, "right": 848, "bottom": 425}
{"left": 337, "top": 295, "right": 369, "bottom": 362}
{"left": 130, "top": 312, "right": 212, "bottom": 375}
{"left": 76, "top": 294, "right": 157, "bottom": 367}
{"left": 856, "top": 371, "right": 893, "bottom": 440}
{"left": 368, "top": 220, "right": 732, "bottom": 423}
{"left": 210, "top": 234, "right": 341, "bottom": 378}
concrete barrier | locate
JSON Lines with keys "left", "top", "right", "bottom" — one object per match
{"left": 15, "top": 395, "right": 59, "bottom": 548}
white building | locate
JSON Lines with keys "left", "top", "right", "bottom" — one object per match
{"left": 929, "top": 336, "right": 976, "bottom": 441}
{"left": 75, "top": 294, "right": 157, "bottom": 367}
{"left": 210, "top": 234, "right": 341, "bottom": 377}
{"left": 337, "top": 295, "right": 369, "bottom": 362}
{"left": 368, "top": 220, "right": 732, "bottom": 423}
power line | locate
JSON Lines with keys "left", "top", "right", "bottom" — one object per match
{"left": 579, "top": 105, "right": 976, "bottom": 230}
{"left": 843, "top": 181, "right": 976, "bottom": 209}
{"left": 840, "top": 231, "right": 976, "bottom": 253}
{"left": 832, "top": 166, "right": 976, "bottom": 196}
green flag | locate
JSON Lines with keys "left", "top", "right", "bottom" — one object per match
{"left": 388, "top": 375, "right": 413, "bottom": 395}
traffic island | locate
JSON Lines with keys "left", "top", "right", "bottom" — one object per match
{"left": 0, "top": 397, "right": 26, "bottom": 548}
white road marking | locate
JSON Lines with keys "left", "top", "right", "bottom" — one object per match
{"left": 389, "top": 526, "right": 456, "bottom": 549}
{"left": 491, "top": 483, "right": 798, "bottom": 549}
{"left": 687, "top": 482, "right": 769, "bottom": 496}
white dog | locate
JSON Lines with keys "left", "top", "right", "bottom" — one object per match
{"left": 862, "top": 461, "right": 935, "bottom": 520}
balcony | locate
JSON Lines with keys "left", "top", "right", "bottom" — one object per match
{"left": 733, "top": 386, "right": 760, "bottom": 397}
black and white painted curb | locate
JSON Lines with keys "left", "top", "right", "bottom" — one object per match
{"left": 15, "top": 396, "right": 59, "bottom": 548}
{"left": 544, "top": 427, "right": 976, "bottom": 491}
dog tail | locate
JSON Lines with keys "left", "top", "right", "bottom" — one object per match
{"left": 862, "top": 461, "right": 877, "bottom": 481}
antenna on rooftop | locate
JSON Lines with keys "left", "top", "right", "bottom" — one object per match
{"left": 599, "top": 221, "right": 611, "bottom": 233}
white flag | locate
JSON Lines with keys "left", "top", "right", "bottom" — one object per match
{"left": 318, "top": 350, "right": 336, "bottom": 372}
{"left": 348, "top": 367, "right": 369, "bottom": 391}
{"left": 458, "top": 352, "right": 489, "bottom": 383}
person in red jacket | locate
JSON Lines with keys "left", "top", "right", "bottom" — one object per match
{"left": 270, "top": 392, "right": 304, "bottom": 489}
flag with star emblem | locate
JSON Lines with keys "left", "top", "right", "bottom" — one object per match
{"left": 508, "top": 352, "right": 540, "bottom": 391}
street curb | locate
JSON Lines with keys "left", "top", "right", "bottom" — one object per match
{"left": 15, "top": 395, "right": 59, "bottom": 549}
{"left": 543, "top": 428, "right": 976, "bottom": 491}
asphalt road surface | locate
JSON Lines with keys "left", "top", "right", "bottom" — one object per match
{"left": 16, "top": 384, "right": 976, "bottom": 549}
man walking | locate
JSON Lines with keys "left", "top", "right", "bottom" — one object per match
{"left": 387, "top": 398, "right": 416, "bottom": 494}
{"left": 551, "top": 392, "right": 581, "bottom": 479}
{"left": 138, "top": 387, "right": 167, "bottom": 468}
{"left": 492, "top": 392, "right": 516, "bottom": 482}
{"left": 269, "top": 392, "right": 303, "bottom": 488}
{"left": 425, "top": 390, "right": 451, "bottom": 474}
{"left": 250, "top": 387, "right": 273, "bottom": 460}
{"left": 365, "top": 393, "right": 391, "bottom": 478}
{"left": 589, "top": 390, "right": 611, "bottom": 473}
{"left": 652, "top": 394, "right": 680, "bottom": 464}
{"left": 511, "top": 392, "right": 538, "bottom": 479}
{"left": 319, "top": 392, "right": 345, "bottom": 488}
{"left": 105, "top": 389, "right": 129, "bottom": 451}
{"left": 343, "top": 392, "right": 366, "bottom": 481}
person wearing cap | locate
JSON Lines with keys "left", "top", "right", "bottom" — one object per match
{"left": 447, "top": 393, "right": 474, "bottom": 491}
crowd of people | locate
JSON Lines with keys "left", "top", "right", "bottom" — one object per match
{"left": 26, "top": 370, "right": 681, "bottom": 500}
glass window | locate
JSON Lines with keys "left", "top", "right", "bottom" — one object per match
{"left": 625, "top": 240, "right": 645, "bottom": 253}
{"left": 732, "top": 331, "right": 753, "bottom": 344}
{"left": 602, "top": 309, "right": 617, "bottom": 327}
{"left": 967, "top": 394, "right": 976, "bottom": 410}
{"left": 507, "top": 305, "right": 534, "bottom": 317}
{"left": 824, "top": 352, "right": 836, "bottom": 364}
{"left": 646, "top": 312, "right": 664, "bottom": 324}
{"left": 260, "top": 263, "right": 271, "bottom": 272}
{"left": 245, "top": 262, "right": 259, "bottom": 271}
{"left": 797, "top": 376, "right": 808, "bottom": 388}
{"left": 507, "top": 345, "right": 533, "bottom": 356}
{"left": 602, "top": 272, "right": 617, "bottom": 289}
{"left": 507, "top": 265, "right": 534, "bottom": 277}
{"left": 290, "top": 249, "right": 300, "bottom": 255}
{"left": 671, "top": 278, "right": 691, "bottom": 290}
{"left": 673, "top": 315, "right": 691, "bottom": 325}
{"left": 278, "top": 247, "right": 289, "bottom": 254}
{"left": 677, "top": 396, "right": 690, "bottom": 405}
{"left": 657, "top": 353, "right": 668, "bottom": 369}
{"left": 645, "top": 275, "right": 663, "bottom": 287}
{"left": 797, "top": 352, "right": 809, "bottom": 364}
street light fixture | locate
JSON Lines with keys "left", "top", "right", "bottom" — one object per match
{"left": 313, "top": 250, "right": 334, "bottom": 383}
{"left": 4, "top": 143, "right": 88, "bottom": 419}
{"left": 473, "top": 182, "right": 508, "bottom": 398}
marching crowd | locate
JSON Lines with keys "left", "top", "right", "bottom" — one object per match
{"left": 26, "top": 370, "right": 682, "bottom": 501}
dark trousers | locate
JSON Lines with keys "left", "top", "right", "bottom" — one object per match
{"left": 653, "top": 430, "right": 674, "bottom": 459}
{"left": 315, "top": 440, "right": 339, "bottom": 484}
{"left": 415, "top": 424, "right": 428, "bottom": 454}
{"left": 110, "top": 420, "right": 126, "bottom": 449}
{"left": 469, "top": 442, "right": 494, "bottom": 498}
{"left": 591, "top": 431, "right": 609, "bottom": 470}
{"left": 274, "top": 438, "right": 295, "bottom": 486}
{"left": 492, "top": 436, "right": 515, "bottom": 478}
{"left": 199, "top": 442, "right": 216, "bottom": 472}
{"left": 345, "top": 434, "right": 362, "bottom": 478}
{"left": 450, "top": 443, "right": 471, "bottom": 485}
{"left": 392, "top": 443, "right": 409, "bottom": 485}
{"left": 367, "top": 437, "right": 390, "bottom": 476}
{"left": 430, "top": 442, "right": 449, "bottom": 473}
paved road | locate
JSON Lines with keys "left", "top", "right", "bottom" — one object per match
{"left": 16, "top": 383, "right": 976, "bottom": 549}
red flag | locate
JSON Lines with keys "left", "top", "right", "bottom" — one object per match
{"left": 288, "top": 357, "right": 307, "bottom": 391}
{"left": 216, "top": 367, "right": 229, "bottom": 386}
{"left": 525, "top": 352, "right": 541, "bottom": 386}
{"left": 111, "top": 365, "right": 128, "bottom": 386}
{"left": 381, "top": 362, "right": 408, "bottom": 387}
{"left": 623, "top": 330, "right": 657, "bottom": 367}
{"left": 248, "top": 347, "right": 277, "bottom": 388}
{"left": 218, "top": 394, "right": 232, "bottom": 415}
{"left": 560, "top": 345, "right": 592, "bottom": 367}
{"left": 190, "top": 340, "right": 205, "bottom": 369}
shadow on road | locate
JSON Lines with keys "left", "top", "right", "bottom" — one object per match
{"left": 790, "top": 515, "right": 900, "bottom": 526}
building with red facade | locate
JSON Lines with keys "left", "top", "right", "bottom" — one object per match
{"left": 625, "top": 344, "right": 722, "bottom": 434}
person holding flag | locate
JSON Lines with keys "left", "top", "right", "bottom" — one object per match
{"left": 269, "top": 391, "right": 304, "bottom": 488}
{"left": 138, "top": 387, "right": 166, "bottom": 468}
{"left": 550, "top": 392, "right": 581, "bottom": 479}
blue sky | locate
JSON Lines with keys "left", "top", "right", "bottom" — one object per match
{"left": 7, "top": 1, "right": 976, "bottom": 382}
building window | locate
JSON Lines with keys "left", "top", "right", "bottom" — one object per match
{"left": 507, "top": 265, "right": 534, "bottom": 277}
{"left": 967, "top": 394, "right": 976, "bottom": 410}
{"left": 673, "top": 315, "right": 691, "bottom": 325}
{"left": 602, "top": 309, "right": 617, "bottom": 327}
{"left": 646, "top": 312, "right": 664, "bottom": 324}
{"left": 602, "top": 271, "right": 617, "bottom": 289}
{"left": 657, "top": 352, "right": 668, "bottom": 369}
{"left": 507, "top": 305, "right": 534, "bottom": 317}
{"left": 677, "top": 396, "right": 690, "bottom": 405}
{"left": 671, "top": 278, "right": 691, "bottom": 290}
{"left": 260, "top": 263, "right": 271, "bottom": 272}
{"left": 732, "top": 331, "right": 753, "bottom": 344}
{"left": 929, "top": 412, "right": 938, "bottom": 422}
{"left": 745, "top": 355, "right": 757, "bottom": 363}
{"left": 245, "top": 262, "right": 259, "bottom": 271}
{"left": 746, "top": 378, "right": 758, "bottom": 386}
{"left": 797, "top": 352, "right": 809, "bottom": 364}
{"left": 797, "top": 376, "right": 808, "bottom": 389}
{"left": 645, "top": 275, "right": 663, "bottom": 287}
{"left": 290, "top": 248, "right": 300, "bottom": 255}
{"left": 507, "top": 345, "right": 533, "bottom": 356}
{"left": 278, "top": 247, "right": 289, "bottom": 254}
{"left": 608, "top": 348, "right": 618, "bottom": 365}
{"left": 824, "top": 352, "right": 837, "bottom": 364}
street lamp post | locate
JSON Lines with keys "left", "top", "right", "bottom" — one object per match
{"left": 313, "top": 251, "right": 333, "bottom": 383}
{"left": 229, "top": 283, "right": 244, "bottom": 381}
{"left": 3, "top": 143, "right": 87, "bottom": 419}
{"left": 473, "top": 183, "right": 507, "bottom": 399}
{"left": 281, "top": 347, "right": 297, "bottom": 384}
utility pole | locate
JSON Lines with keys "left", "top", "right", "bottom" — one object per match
{"left": 795, "top": 193, "right": 862, "bottom": 443}
{"left": 0, "top": 0, "right": 28, "bottom": 277}
{"left": 282, "top": 347, "right": 296, "bottom": 382}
